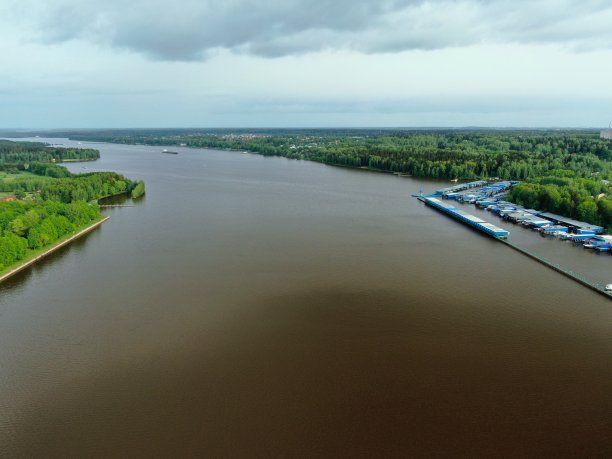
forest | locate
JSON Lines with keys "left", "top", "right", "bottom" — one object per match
{"left": 3, "top": 129, "right": 611, "bottom": 231}
{"left": 40, "top": 128, "right": 611, "bottom": 230}
{"left": 0, "top": 140, "right": 99, "bottom": 169}
{"left": 31, "top": 129, "right": 610, "bottom": 178}
{"left": 508, "top": 177, "right": 612, "bottom": 229}
{"left": 0, "top": 141, "right": 139, "bottom": 272}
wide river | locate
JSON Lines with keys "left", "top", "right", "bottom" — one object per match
{"left": 1, "top": 139, "right": 611, "bottom": 457}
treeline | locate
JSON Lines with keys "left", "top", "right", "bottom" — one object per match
{"left": 0, "top": 140, "right": 99, "bottom": 169}
{"left": 9, "top": 129, "right": 610, "bottom": 230}
{"left": 0, "top": 175, "right": 52, "bottom": 194}
{"left": 203, "top": 133, "right": 611, "bottom": 181}
{"left": 508, "top": 176, "right": 612, "bottom": 231}
{"left": 129, "top": 131, "right": 610, "bottom": 229}
{"left": 39, "top": 171, "right": 134, "bottom": 203}
{"left": 62, "top": 130, "right": 612, "bottom": 181}
{"left": 0, "top": 200, "right": 100, "bottom": 269}
{"left": 0, "top": 162, "right": 136, "bottom": 202}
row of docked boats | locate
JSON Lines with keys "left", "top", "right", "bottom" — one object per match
{"left": 436, "top": 180, "right": 611, "bottom": 293}
{"left": 439, "top": 182, "right": 611, "bottom": 256}
{"left": 442, "top": 181, "right": 517, "bottom": 202}
{"left": 490, "top": 203, "right": 612, "bottom": 251}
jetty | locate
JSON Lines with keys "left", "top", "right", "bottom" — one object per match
{"left": 500, "top": 239, "right": 612, "bottom": 300}
{"left": 415, "top": 184, "right": 610, "bottom": 300}
{"left": 420, "top": 196, "right": 509, "bottom": 239}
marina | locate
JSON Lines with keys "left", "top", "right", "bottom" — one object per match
{"left": 420, "top": 196, "right": 509, "bottom": 239}
{"left": 418, "top": 179, "right": 611, "bottom": 298}
{"left": 423, "top": 180, "right": 611, "bottom": 256}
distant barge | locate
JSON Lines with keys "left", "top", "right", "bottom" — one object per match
{"left": 162, "top": 149, "right": 178, "bottom": 155}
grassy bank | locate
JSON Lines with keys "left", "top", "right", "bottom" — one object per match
{"left": 0, "top": 215, "right": 109, "bottom": 283}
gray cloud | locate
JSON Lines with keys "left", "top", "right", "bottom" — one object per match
{"left": 9, "top": 0, "right": 612, "bottom": 60}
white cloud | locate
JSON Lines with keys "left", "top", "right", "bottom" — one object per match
{"left": 2, "top": 0, "right": 612, "bottom": 127}
{"left": 6, "top": 0, "right": 612, "bottom": 60}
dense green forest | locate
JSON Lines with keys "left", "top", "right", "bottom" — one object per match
{"left": 1, "top": 162, "right": 135, "bottom": 202}
{"left": 0, "top": 140, "right": 99, "bottom": 170}
{"left": 37, "top": 128, "right": 610, "bottom": 230}
{"left": 0, "top": 140, "right": 140, "bottom": 272}
{"left": 508, "top": 177, "right": 612, "bottom": 230}
{"left": 3, "top": 129, "right": 611, "bottom": 230}
{"left": 45, "top": 128, "right": 611, "bottom": 180}
{"left": 0, "top": 200, "right": 100, "bottom": 269}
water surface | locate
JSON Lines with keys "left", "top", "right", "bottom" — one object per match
{"left": 1, "top": 139, "right": 611, "bottom": 457}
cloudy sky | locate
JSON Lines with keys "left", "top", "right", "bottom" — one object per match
{"left": 2, "top": 0, "right": 612, "bottom": 128}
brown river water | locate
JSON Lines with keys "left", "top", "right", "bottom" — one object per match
{"left": 1, "top": 138, "right": 611, "bottom": 458}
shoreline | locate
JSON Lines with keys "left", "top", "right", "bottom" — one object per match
{"left": 0, "top": 216, "right": 110, "bottom": 284}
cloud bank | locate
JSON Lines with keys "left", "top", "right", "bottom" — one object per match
{"left": 10, "top": 0, "right": 612, "bottom": 60}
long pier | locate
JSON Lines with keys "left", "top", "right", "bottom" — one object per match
{"left": 500, "top": 239, "right": 611, "bottom": 300}
{"left": 417, "top": 194, "right": 611, "bottom": 300}
{"left": 420, "top": 196, "right": 509, "bottom": 239}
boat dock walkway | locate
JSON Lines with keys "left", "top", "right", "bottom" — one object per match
{"left": 500, "top": 239, "right": 611, "bottom": 300}
{"left": 420, "top": 196, "right": 509, "bottom": 239}
{"left": 416, "top": 193, "right": 610, "bottom": 300}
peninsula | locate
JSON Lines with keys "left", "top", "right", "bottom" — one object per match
{"left": 0, "top": 140, "right": 144, "bottom": 280}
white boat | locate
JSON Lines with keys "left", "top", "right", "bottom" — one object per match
{"left": 605, "top": 284, "right": 612, "bottom": 293}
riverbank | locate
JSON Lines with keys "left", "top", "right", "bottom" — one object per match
{"left": 0, "top": 216, "right": 109, "bottom": 284}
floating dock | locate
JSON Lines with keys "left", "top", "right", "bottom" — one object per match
{"left": 421, "top": 196, "right": 509, "bottom": 239}
{"left": 434, "top": 180, "right": 488, "bottom": 196}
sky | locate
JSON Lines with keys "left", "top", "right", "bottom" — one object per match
{"left": 1, "top": 0, "right": 612, "bottom": 128}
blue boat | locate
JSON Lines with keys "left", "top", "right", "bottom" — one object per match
{"left": 422, "top": 197, "right": 509, "bottom": 239}
{"left": 596, "top": 243, "right": 612, "bottom": 252}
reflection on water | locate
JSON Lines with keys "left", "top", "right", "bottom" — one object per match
{"left": 1, "top": 139, "right": 612, "bottom": 457}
